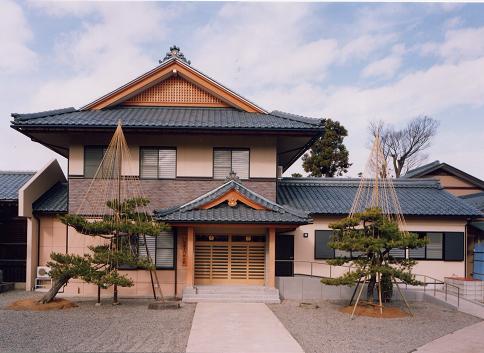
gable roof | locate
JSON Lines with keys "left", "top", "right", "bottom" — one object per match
{"left": 154, "top": 179, "right": 310, "bottom": 224}
{"left": 0, "top": 172, "right": 34, "bottom": 201}
{"left": 460, "top": 192, "right": 484, "bottom": 212}
{"left": 277, "top": 178, "right": 483, "bottom": 218}
{"left": 404, "top": 160, "right": 484, "bottom": 189}
{"left": 32, "top": 182, "right": 68, "bottom": 214}
{"left": 81, "top": 56, "right": 266, "bottom": 113}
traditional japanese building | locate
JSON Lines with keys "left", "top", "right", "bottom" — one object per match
{"left": 10, "top": 47, "right": 483, "bottom": 300}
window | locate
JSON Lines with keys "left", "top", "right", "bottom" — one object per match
{"left": 314, "top": 230, "right": 335, "bottom": 259}
{"left": 213, "top": 148, "right": 249, "bottom": 179}
{"left": 409, "top": 232, "right": 464, "bottom": 261}
{"left": 138, "top": 231, "right": 175, "bottom": 269}
{"left": 140, "top": 148, "right": 176, "bottom": 179}
{"left": 84, "top": 146, "right": 107, "bottom": 178}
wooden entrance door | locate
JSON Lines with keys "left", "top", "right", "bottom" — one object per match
{"left": 195, "top": 235, "right": 265, "bottom": 285}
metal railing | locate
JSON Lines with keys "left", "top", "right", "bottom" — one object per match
{"left": 276, "top": 260, "right": 461, "bottom": 307}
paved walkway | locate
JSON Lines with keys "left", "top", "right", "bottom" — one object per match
{"left": 414, "top": 321, "right": 484, "bottom": 353}
{"left": 186, "top": 303, "right": 304, "bottom": 353}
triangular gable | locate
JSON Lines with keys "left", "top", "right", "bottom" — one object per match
{"left": 122, "top": 76, "right": 230, "bottom": 108}
{"left": 82, "top": 58, "right": 265, "bottom": 113}
{"left": 200, "top": 189, "right": 268, "bottom": 210}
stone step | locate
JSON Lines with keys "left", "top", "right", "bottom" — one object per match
{"left": 182, "top": 285, "right": 281, "bottom": 303}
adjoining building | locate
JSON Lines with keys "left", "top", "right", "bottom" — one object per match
{"left": 9, "top": 47, "right": 484, "bottom": 299}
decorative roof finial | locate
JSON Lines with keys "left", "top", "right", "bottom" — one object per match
{"left": 160, "top": 45, "right": 191, "bottom": 65}
{"left": 225, "top": 171, "right": 240, "bottom": 183}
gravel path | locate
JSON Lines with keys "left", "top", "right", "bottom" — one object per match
{"left": 269, "top": 300, "right": 482, "bottom": 353}
{"left": 0, "top": 290, "right": 195, "bottom": 353}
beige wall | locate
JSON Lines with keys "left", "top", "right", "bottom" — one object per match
{"left": 289, "top": 215, "right": 467, "bottom": 281}
{"left": 38, "top": 216, "right": 188, "bottom": 298}
{"left": 68, "top": 134, "right": 277, "bottom": 179}
{"left": 420, "top": 175, "right": 483, "bottom": 196}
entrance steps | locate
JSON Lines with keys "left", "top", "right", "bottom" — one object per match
{"left": 182, "top": 285, "right": 281, "bottom": 304}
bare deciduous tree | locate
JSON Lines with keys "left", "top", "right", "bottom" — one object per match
{"left": 369, "top": 116, "right": 439, "bottom": 177}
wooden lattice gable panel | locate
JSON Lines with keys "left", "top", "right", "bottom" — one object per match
{"left": 82, "top": 59, "right": 265, "bottom": 113}
{"left": 122, "top": 76, "right": 230, "bottom": 107}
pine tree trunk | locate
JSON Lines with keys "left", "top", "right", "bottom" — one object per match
{"left": 38, "top": 276, "right": 71, "bottom": 304}
{"left": 367, "top": 275, "right": 376, "bottom": 302}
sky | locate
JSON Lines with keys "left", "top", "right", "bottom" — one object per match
{"left": 1, "top": 1, "right": 484, "bottom": 179}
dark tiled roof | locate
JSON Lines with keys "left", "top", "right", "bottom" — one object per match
{"left": 0, "top": 172, "right": 34, "bottom": 201}
{"left": 155, "top": 180, "right": 310, "bottom": 224}
{"left": 277, "top": 178, "right": 483, "bottom": 217}
{"left": 460, "top": 192, "right": 484, "bottom": 212}
{"left": 405, "top": 160, "right": 484, "bottom": 189}
{"left": 11, "top": 107, "right": 323, "bottom": 132}
{"left": 33, "top": 182, "right": 68, "bottom": 213}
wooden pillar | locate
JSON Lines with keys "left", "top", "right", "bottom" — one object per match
{"left": 186, "top": 227, "right": 195, "bottom": 287}
{"left": 267, "top": 227, "right": 276, "bottom": 288}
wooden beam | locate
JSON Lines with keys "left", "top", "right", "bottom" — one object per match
{"left": 186, "top": 226, "right": 195, "bottom": 287}
{"left": 267, "top": 227, "right": 276, "bottom": 288}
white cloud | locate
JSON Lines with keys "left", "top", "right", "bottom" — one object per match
{"left": 30, "top": 2, "right": 177, "bottom": 110}
{"left": 361, "top": 44, "right": 405, "bottom": 79}
{"left": 0, "top": 0, "right": 37, "bottom": 74}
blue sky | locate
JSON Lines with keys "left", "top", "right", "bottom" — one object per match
{"left": 1, "top": 1, "right": 484, "bottom": 179}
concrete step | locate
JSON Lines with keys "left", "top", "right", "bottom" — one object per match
{"left": 182, "top": 285, "right": 281, "bottom": 303}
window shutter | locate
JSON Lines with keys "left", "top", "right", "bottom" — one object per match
{"left": 335, "top": 250, "right": 351, "bottom": 258}
{"left": 409, "top": 246, "right": 426, "bottom": 259}
{"left": 426, "top": 233, "right": 443, "bottom": 260}
{"left": 156, "top": 232, "right": 175, "bottom": 268}
{"left": 232, "top": 150, "right": 249, "bottom": 179}
{"left": 444, "top": 232, "right": 464, "bottom": 261}
{"left": 389, "top": 248, "right": 406, "bottom": 258}
{"left": 213, "top": 149, "right": 231, "bottom": 179}
{"left": 84, "top": 147, "right": 104, "bottom": 178}
{"left": 139, "top": 235, "right": 157, "bottom": 263}
{"left": 140, "top": 149, "right": 158, "bottom": 178}
{"left": 314, "top": 230, "right": 335, "bottom": 259}
{"left": 158, "top": 149, "right": 176, "bottom": 179}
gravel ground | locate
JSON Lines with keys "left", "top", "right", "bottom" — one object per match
{"left": 269, "top": 300, "right": 482, "bottom": 353}
{"left": 0, "top": 290, "right": 195, "bottom": 353}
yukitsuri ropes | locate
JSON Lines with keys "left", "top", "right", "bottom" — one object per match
{"left": 41, "top": 122, "right": 168, "bottom": 304}
{"left": 321, "top": 134, "right": 426, "bottom": 318}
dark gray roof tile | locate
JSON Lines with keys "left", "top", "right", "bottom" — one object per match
{"left": 33, "top": 182, "right": 68, "bottom": 213}
{"left": 0, "top": 172, "right": 34, "bottom": 201}
{"left": 277, "top": 178, "right": 483, "bottom": 217}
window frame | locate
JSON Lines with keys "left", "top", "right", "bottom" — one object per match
{"left": 408, "top": 232, "right": 446, "bottom": 261}
{"left": 212, "top": 147, "right": 250, "bottom": 180}
{"left": 138, "top": 231, "right": 177, "bottom": 270}
{"left": 139, "top": 147, "right": 177, "bottom": 180}
{"left": 314, "top": 230, "right": 335, "bottom": 260}
{"left": 83, "top": 145, "right": 107, "bottom": 178}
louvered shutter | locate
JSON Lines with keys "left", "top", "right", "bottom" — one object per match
{"left": 84, "top": 147, "right": 104, "bottom": 178}
{"left": 140, "top": 149, "right": 158, "bottom": 178}
{"left": 156, "top": 232, "right": 175, "bottom": 268}
{"left": 231, "top": 150, "right": 249, "bottom": 179}
{"left": 409, "top": 246, "right": 426, "bottom": 259}
{"left": 158, "top": 149, "right": 176, "bottom": 179}
{"left": 426, "top": 233, "right": 443, "bottom": 259}
{"left": 213, "top": 149, "right": 231, "bottom": 179}
{"left": 139, "top": 235, "right": 157, "bottom": 263}
{"left": 389, "top": 248, "right": 406, "bottom": 258}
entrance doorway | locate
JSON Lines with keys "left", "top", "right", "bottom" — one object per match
{"left": 275, "top": 234, "right": 294, "bottom": 276}
{"left": 194, "top": 235, "right": 265, "bottom": 285}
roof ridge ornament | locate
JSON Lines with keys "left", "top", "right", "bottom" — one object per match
{"left": 160, "top": 45, "right": 191, "bottom": 65}
{"left": 225, "top": 171, "right": 240, "bottom": 183}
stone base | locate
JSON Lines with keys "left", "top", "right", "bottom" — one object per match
{"left": 148, "top": 300, "right": 181, "bottom": 310}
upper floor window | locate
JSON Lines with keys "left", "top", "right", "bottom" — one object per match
{"left": 140, "top": 148, "right": 176, "bottom": 179}
{"left": 213, "top": 148, "right": 249, "bottom": 180}
{"left": 84, "top": 146, "right": 106, "bottom": 178}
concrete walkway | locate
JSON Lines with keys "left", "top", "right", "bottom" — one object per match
{"left": 186, "top": 303, "right": 304, "bottom": 353}
{"left": 414, "top": 321, "right": 484, "bottom": 353}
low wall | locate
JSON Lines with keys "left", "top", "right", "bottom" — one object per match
{"left": 276, "top": 276, "right": 425, "bottom": 302}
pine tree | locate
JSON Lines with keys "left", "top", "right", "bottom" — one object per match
{"left": 321, "top": 208, "right": 427, "bottom": 302}
{"left": 39, "top": 197, "right": 167, "bottom": 304}
{"left": 302, "top": 119, "right": 351, "bottom": 177}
